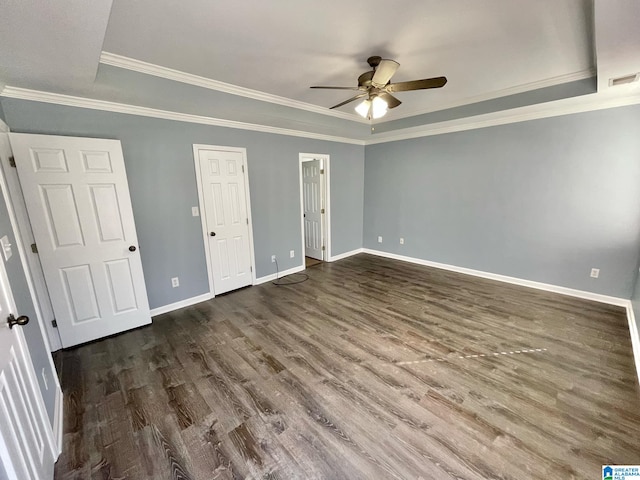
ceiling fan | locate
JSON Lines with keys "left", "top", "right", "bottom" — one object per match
{"left": 311, "top": 56, "right": 447, "bottom": 120}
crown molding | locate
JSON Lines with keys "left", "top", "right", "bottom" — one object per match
{"left": 2, "top": 85, "right": 639, "bottom": 147}
{"left": 101, "top": 52, "right": 597, "bottom": 126}
{"left": 365, "top": 89, "right": 640, "bottom": 145}
{"left": 100, "top": 51, "right": 370, "bottom": 125}
{"left": 379, "top": 68, "right": 597, "bottom": 122}
{"left": 0, "top": 86, "right": 365, "bottom": 145}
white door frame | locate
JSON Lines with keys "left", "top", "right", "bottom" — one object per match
{"left": 299, "top": 153, "right": 331, "bottom": 263}
{"left": 0, "top": 131, "right": 62, "bottom": 352}
{"left": 193, "top": 144, "right": 256, "bottom": 296}
{"left": 0, "top": 124, "right": 61, "bottom": 462}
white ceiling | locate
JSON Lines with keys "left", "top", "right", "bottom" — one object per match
{"left": 102, "top": 0, "right": 594, "bottom": 119}
{"left": 1, "top": 0, "right": 639, "bottom": 131}
{"left": 0, "top": 0, "right": 113, "bottom": 92}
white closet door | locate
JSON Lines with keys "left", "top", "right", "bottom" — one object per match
{"left": 197, "top": 147, "right": 252, "bottom": 295}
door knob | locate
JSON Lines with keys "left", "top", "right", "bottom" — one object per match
{"left": 129, "top": 245, "right": 137, "bottom": 252}
{"left": 210, "top": 232, "right": 216, "bottom": 237}
{"left": 7, "top": 314, "right": 29, "bottom": 329}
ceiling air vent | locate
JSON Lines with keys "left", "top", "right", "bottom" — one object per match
{"left": 609, "top": 73, "right": 639, "bottom": 87}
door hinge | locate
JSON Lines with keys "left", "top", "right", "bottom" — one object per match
{"left": 31, "top": 243, "right": 38, "bottom": 254}
{"left": 322, "top": 245, "right": 326, "bottom": 251}
{"left": 242, "top": 165, "right": 245, "bottom": 173}
{"left": 8, "top": 156, "right": 16, "bottom": 168}
{"left": 321, "top": 208, "right": 325, "bottom": 214}
{"left": 320, "top": 169, "right": 324, "bottom": 174}
{"left": 246, "top": 218, "right": 249, "bottom": 225}
{"left": 51, "top": 319, "right": 57, "bottom": 328}
{"left": 250, "top": 266, "right": 253, "bottom": 272}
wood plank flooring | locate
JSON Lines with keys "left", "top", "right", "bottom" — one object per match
{"left": 54, "top": 254, "right": 640, "bottom": 479}
{"left": 305, "top": 257, "right": 322, "bottom": 268}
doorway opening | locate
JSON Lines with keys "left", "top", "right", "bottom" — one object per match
{"left": 299, "top": 153, "right": 330, "bottom": 268}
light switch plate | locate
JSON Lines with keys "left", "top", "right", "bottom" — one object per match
{"left": 192, "top": 206, "right": 200, "bottom": 217}
{"left": 0, "top": 236, "right": 12, "bottom": 261}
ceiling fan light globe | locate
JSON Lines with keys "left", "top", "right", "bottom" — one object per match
{"left": 355, "top": 99, "right": 371, "bottom": 118}
{"left": 371, "top": 96, "right": 388, "bottom": 119}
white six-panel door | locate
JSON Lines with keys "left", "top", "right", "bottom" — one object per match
{"left": 0, "top": 247, "right": 55, "bottom": 480}
{"left": 195, "top": 147, "right": 253, "bottom": 295}
{"left": 302, "top": 159, "right": 323, "bottom": 261}
{"left": 9, "top": 134, "right": 151, "bottom": 348}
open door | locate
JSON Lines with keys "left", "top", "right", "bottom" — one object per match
{"left": 299, "top": 154, "right": 330, "bottom": 264}
{"left": 9, "top": 133, "right": 151, "bottom": 348}
{"left": 302, "top": 159, "right": 323, "bottom": 261}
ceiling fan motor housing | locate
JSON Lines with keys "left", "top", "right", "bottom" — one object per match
{"left": 367, "top": 56, "right": 382, "bottom": 68}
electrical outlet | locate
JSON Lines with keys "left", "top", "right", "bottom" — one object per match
{"left": 290, "top": 250, "right": 295, "bottom": 258}
{"left": 41, "top": 368, "right": 49, "bottom": 390}
{"left": 377, "top": 236, "right": 383, "bottom": 243}
{"left": 590, "top": 268, "right": 600, "bottom": 278}
{"left": 171, "top": 277, "right": 180, "bottom": 287}
{"left": 399, "top": 238, "right": 404, "bottom": 245}
{"left": 0, "top": 235, "right": 12, "bottom": 260}
{"left": 191, "top": 206, "right": 199, "bottom": 216}
{"left": 271, "top": 255, "right": 276, "bottom": 263}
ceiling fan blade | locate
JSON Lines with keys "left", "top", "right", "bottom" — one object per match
{"left": 310, "top": 86, "right": 362, "bottom": 90}
{"left": 386, "top": 76, "right": 447, "bottom": 93}
{"left": 371, "top": 59, "right": 400, "bottom": 88}
{"left": 329, "top": 93, "right": 368, "bottom": 109}
{"left": 379, "top": 92, "right": 401, "bottom": 109}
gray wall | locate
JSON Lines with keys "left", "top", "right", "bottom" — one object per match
{"left": 1, "top": 99, "right": 364, "bottom": 310}
{"left": 364, "top": 105, "right": 640, "bottom": 298}
{"left": 0, "top": 187, "right": 56, "bottom": 425}
{"left": 374, "top": 77, "right": 597, "bottom": 133}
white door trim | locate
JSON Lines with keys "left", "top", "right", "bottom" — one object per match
{"left": 0, "top": 131, "right": 64, "bottom": 455}
{"left": 299, "top": 153, "right": 331, "bottom": 263}
{"left": 0, "top": 134, "right": 63, "bottom": 354}
{"left": 0, "top": 134, "right": 62, "bottom": 352}
{"left": 193, "top": 144, "right": 256, "bottom": 296}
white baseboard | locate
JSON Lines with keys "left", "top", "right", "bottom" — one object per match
{"left": 328, "top": 248, "right": 364, "bottom": 262}
{"left": 149, "top": 264, "right": 310, "bottom": 314}
{"left": 362, "top": 248, "right": 629, "bottom": 306}
{"left": 255, "top": 264, "right": 306, "bottom": 285}
{"left": 150, "top": 292, "right": 212, "bottom": 316}
{"left": 627, "top": 303, "right": 640, "bottom": 385}
{"left": 53, "top": 387, "right": 63, "bottom": 458}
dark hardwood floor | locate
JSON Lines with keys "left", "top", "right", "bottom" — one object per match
{"left": 54, "top": 254, "right": 640, "bottom": 479}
